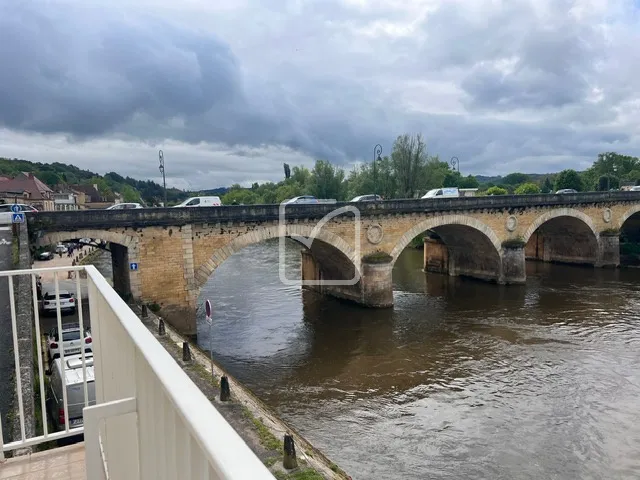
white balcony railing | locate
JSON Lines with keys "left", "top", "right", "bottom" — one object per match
{"left": 0, "top": 265, "right": 275, "bottom": 479}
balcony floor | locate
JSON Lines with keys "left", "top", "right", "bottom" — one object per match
{"left": 0, "top": 443, "right": 85, "bottom": 480}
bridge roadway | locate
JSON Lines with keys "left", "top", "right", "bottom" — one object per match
{"left": 23, "top": 190, "right": 640, "bottom": 336}
{"left": 25, "top": 191, "right": 640, "bottom": 230}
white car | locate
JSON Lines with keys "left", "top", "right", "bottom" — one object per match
{"left": 42, "top": 290, "right": 77, "bottom": 316}
{"left": 0, "top": 203, "right": 38, "bottom": 224}
{"left": 283, "top": 195, "right": 318, "bottom": 204}
{"left": 46, "top": 324, "right": 92, "bottom": 361}
{"left": 106, "top": 203, "right": 143, "bottom": 210}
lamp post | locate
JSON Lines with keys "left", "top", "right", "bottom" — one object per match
{"left": 373, "top": 144, "right": 382, "bottom": 195}
{"left": 158, "top": 150, "right": 167, "bottom": 207}
{"left": 450, "top": 156, "right": 459, "bottom": 173}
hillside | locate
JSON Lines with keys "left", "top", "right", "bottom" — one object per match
{"left": 0, "top": 157, "right": 191, "bottom": 205}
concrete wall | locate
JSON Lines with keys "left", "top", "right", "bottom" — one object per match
{"left": 11, "top": 224, "right": 35, "bottom": 450}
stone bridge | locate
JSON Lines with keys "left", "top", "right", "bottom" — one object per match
{"left": 26, "top": 192, "right": 640, "bottom": 335}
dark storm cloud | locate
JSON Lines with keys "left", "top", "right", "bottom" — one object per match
{"left": 0, "top": 0, "right": 639, "bottom": 188}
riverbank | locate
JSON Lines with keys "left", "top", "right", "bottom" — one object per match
{"left": 132, "top": 303, "right": 350, "bottom": 480}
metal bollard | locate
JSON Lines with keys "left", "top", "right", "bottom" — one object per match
{"left": 283, "top": 433, "right": 298, "bottom": 469}
{"left": 182, "top": 342, "right": 191, "bottom": 362}
{"left": 220, "top": 376, "right": 231, "bottom": 401}
{"left": 158, "top": 318, "right": 166, "bottom": 336}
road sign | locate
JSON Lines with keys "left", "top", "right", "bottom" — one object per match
{"left": 12, "top": 213, "right": 25, "bottom": 224}
{"left": 129, "top": 262, "right": 138, "bottom": 271}
{"left": 10, "top": 204, "right": 20, "bottom": 214}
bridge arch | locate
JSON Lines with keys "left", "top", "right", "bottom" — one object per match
{"left": 390, "top": 215, "right": 502, "bottom": 262}
{"left": 390, "top": 215, "right": 504, "bottom": 283}
{"left": 194, "top": 224, "right": 360, "bottom": 290}
{"left": 618, "top": 205, "right": 640, "bottom": 231}
{"left": 523, "top": 208, "right": 599, "bottom": 244}
{"left": 523, "top": 209, "right": 599, "bottom": 266}
{"left": 36, "top": 229, "right": 141, "bottom": 299}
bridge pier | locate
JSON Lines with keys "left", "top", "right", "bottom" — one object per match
{"left": 301, "top": 250, "right": 393, "bottom": 307}
{"left": 500, "top": 245, "right": 526, "bottom": 284}
{"left": 596, "top": 233, "right": 620, "bottom": 268}
{"left": 111, "top": 243, "right": 132, "bottom": 300}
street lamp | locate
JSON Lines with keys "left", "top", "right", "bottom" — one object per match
{"left": 373, "top": 144, "right": 382, "bottom": 195}
{"left": 159, "top": 150, "right": 167, "bottom": 207}
{"left": 450, "top": 156, "right": 459, "bottom": 173}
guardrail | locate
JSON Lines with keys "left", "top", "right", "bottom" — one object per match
{"left": 27, "top": 190, "right": 640, "bottom": 230}
{"left": 0, "top": 265, "right": 275, "bottom": 479}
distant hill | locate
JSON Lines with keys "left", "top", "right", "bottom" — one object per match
{"left": 0, "top": 157, "right": 191, "bottom": 206}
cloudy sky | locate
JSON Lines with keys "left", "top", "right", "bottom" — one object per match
{"left": 0, "top": 0, "right": 639, "bottom": 189}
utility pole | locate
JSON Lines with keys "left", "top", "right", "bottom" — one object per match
{"left": 159, "top": 150, "right": 167, "bottom": 207}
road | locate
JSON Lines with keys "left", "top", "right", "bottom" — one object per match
{"left": 0, "top": 226, "right": 13, "bottom": 442}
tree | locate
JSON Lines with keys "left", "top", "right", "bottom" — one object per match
{"left": 486, "top": 186, "right": 508, "bottom": 195}
{"left": 309, "top": 160, "right": 346, "bottom": 200}
{"left": 423, "top": 157, "right": 451, "bottom": 189}
{"left": 541, "top": 177, "right": 553, "bottom": 193}
{"left": 459, "top": 175, "right": 479, "bottom": 189}
{"left": 121, "top": 184, "right": 141, "bottom": 203}
{"left": 391, "top": 133, "right": 428, "bottom": 198}
{"left": 598, "top": 175, "right": 620, "bottom": 191}
{"left": 554, "top": 169, "right": 583, "bottom": 192}
{"left": 502, "top": 173, "right": 529, "bottom": 185}
{"left": 283, "top": 163, "right": 291, "bottom": 179}
{"left": 291, "top": 166, "right": 311, "bottom": 187}
{"left": 514, "top": 182, "right": 540, "bottom": 195}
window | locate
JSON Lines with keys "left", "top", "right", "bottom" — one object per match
{"left": 62, "top": 331, "right": 81, "bottom": 342}
{"left": 186, "top": 198, "right": 200, "bottom": 206}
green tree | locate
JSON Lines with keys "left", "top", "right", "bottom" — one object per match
{"left": 391, "top": 133, "right": 428, "bottom": 198}
{"left": 442, "top": 171, "right": 461, "bottom": 188}
{"left": 554, "top": 169, "right": 583, "bottom": 191}
{"left": 514, "top": 182, "right": 540, "bottom": 194}
{"left": 291, "top": 166, "right": 311, "bottom": 188}
{"left": 459, "top": 175, "right": 479, "bottom": 189}
{"left": 309, "top": 160, "right": 346, "bottom": 200}
{"left": 423, "top": 157, "right": 451, "bottom": 189}
{"left": 597, "top": 175, "right": 620, "bottom": 191}
{"left": 38, "top": 171, "right": 61, "bottom": 187}
{"left": 502, "top": 173, "right": 529, "bottom": 185}
{"left": 486, "top": 186, "right": 508, "bottom": 195}
{"left": 541, "top": 177, "right": 553, "bottom": 193}
{"left": 121, "top": 184, "right": 141, "bottom": 202}
{"left": 283, "top": 163, "right": 291, "bottom": 179}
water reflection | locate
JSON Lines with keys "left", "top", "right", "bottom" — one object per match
{"left": 195, "top": 241, "right": 640, "bottom": 479}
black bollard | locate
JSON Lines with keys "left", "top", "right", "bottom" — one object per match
{"left": 283, "top": 433, "right": 298, "bottom": 469}
{"left": 182, "top": 342, "right": 191, "bottom": 362}
{"left": 158, "top": 318, "right": 166, "bottom": 336}
{"left": 220, "top": 376, "right": 231, "bottom": 401}
{"left": 141, "top": 304, "right": 148, "bottom": 318}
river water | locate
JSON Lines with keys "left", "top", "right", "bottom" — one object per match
{"left": 193, "top": 239, "right": 640, "bottom": 480}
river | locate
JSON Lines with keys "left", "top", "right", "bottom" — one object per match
{"left": 192, "top": 239, "right": 640, "bottom": 480}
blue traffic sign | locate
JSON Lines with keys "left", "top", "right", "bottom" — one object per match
{"left": 10, "top": 204, "right": 20, "bottom": 214}
{"left": 129, "top": 262, "right": 138, "bottom": 271}
{"left": 12, "top": 213, "right": 25, "bottom": 224}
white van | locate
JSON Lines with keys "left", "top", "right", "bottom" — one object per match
{"left": 173, "top": 196, "right": 222, "bottom": 207}
{"left": 48, "top": 353, "right": 96, "bottom": 431}
{"left": 422, "top": 187, "right": 460, "bottom": 199}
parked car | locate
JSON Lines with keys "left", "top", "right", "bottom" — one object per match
{"left": 173, "top": 196, "right": 222, "bottom": 207}
{"left": 351, "top": 194, "right": 383, "bottom": 202}
{"left": 630, "top": 186, "right": 640, "bottom": 191}
{"left": 555, "top": 189, "right": 578, "bottom": 194}
{"left": 46, "top": 323, "right": 92, "bottom": 361}
{"left": 54, "top": 244, "right": 67, "bottom": 254}
{"left": 422, "top": 187, "right": 460, "bottom": 199}
{"left": 42, "top": 290, "right": 77, "bottom": 316}
{"left": 283, "top": 196, "right": 318, "bottom": 204}
{"left": 48, "top": 353, "right": 96, "bottom": 431}
{"left": 36, "top": 251, "right": 54, "bottom": 261}
{"left": 0, "top": 203, "right": 37, "bottom": 224}
{"left": 106, "top": 202, "right": 143, "bottom": 210}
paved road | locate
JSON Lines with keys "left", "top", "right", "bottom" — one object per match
{"left": 0, "top": 226, "right": 14, "bottom": 442}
